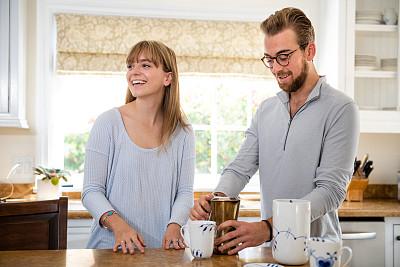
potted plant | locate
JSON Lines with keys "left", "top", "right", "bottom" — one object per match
{"left": 34, "top": 166, "right": 70, "bottom": 200}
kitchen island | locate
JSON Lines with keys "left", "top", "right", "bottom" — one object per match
{"left": 0, "top": 247, "right": 309, "bottom": 267}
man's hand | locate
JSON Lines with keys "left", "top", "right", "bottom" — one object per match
{"left": 189, "top": 194, "right": 214, "bottom": 220}
{"left": 214, "top": 220, "right": 271, "bottom": 255}
{"left": 190, "top": 192, "right": 227, "bottom": 221}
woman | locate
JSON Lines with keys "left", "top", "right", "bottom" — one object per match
{"left": 82, "top": 40, "right": 195, "bottom": 254}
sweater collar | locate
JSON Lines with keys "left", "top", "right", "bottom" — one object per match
{"left": 276, "top": 75, "right": 325, "bottom": 104}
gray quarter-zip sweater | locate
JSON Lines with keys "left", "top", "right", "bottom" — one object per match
{"left": 214, "top": 76, "right": 360, "bottom": 238}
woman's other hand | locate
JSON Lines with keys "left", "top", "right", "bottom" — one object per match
{"left": 162, "top": 223, "right": 187, "bottom": 250}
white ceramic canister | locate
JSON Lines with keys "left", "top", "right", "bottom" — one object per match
{"left": 272, "top": 199, "right": 311, "bottom": 265}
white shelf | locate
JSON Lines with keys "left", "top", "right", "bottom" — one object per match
{"left": 355, "top": 70, "right": 397, "bottom": 78}
{"left": 355, "top": 24, "right": 397, "bottom": 32}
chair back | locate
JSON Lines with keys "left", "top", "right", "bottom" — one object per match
{"left": 0, "top": 196, "right": 68, "bottom": 250}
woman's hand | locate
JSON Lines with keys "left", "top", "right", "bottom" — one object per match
{"left": 162, "top": 223, "right": 187, "bottom": 250}
{"left": 101, "top": 212, "right": 146, "bottom": 254}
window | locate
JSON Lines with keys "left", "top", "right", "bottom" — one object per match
{"left": 39, "top": 6, "right": 280, "bottom": 192}
{"left": 55, "top": 72, "right": 279, "bottom": 191}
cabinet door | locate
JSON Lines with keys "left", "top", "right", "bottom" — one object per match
{"left": 0, "top": 0, "right": 10, "bottom": 113}
{"left": 346, "top": 0, "right": 400, "bottom": 132}
{"left": 67, "top": 219, "right": 92, "bottom": 249}
{"left": 395, "top": 224, "right": 400, "bottom": 267}
{"left": 0, "top": 0, "right": 27, "bottom": 128}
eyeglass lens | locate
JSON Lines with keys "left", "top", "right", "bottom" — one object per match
{"left": 263, "top": 54, "right": 291, "bottom": 68}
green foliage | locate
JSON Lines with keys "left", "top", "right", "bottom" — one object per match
{"left": 64, "top": 131, "right": 89, "bottom": 173}
{"left": 217, "top": 131, "right": 245, "bottom": 174}
{"left": 34, "top": 166, "right": 70, "bottom": 186}
{"left": 195, "top": 130, "right": 211, "bottom": 174}
{"left": 180, "top": 83, "right": 211, "bottom": 125}
{"left": 217, "top": 84, "right": 247, "bottom": 126}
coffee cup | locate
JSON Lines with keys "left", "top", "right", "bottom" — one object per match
{"left": 180, "top": 220, "right": 216, "bottom": 259}
{"left": 308, "top": 237, "right": 353, "bottom": 267}
{"left": 272, "top": 199, "right": 311, "bottom": 265}
{"left": 209, "top": 196, "right": 240, "bottom": 254}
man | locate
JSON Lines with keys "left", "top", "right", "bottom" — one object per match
{"left": 190, "top": 7, "right": 359, "bottom": 255}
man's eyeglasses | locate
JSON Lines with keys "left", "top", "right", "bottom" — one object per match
{"left": 261, "top": 44, "right": 308, "bottom": 68}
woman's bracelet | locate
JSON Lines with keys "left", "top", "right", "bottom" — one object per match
{"left": 101, "top": 210, "right": 117, "bottom": 229}
{"left": 262, "top": 219, "right": 273, "bottom": 242}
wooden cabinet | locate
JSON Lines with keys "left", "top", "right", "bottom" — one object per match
{"left": 0, "top": 0, "right": 28, "bottom": 128}
{"left": 344, "top": 0, "right": 400, "bottom": 133}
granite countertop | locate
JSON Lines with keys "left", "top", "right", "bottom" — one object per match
{"left": 67, "top": 198, "right": 400, "bottom": 219}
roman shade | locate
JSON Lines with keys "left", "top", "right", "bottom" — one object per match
{"left": 56, "top": 14, "right": 269, "bottom": 76}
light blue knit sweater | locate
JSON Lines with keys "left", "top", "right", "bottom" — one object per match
{"left": 82, "top": 107, "right": 195, "bottom": 248}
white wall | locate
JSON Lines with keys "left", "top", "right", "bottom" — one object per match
{"left": 0, "top": 0, "right": 399, "bottom": 186}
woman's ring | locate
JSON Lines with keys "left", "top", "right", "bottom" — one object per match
{"left": 121, "top": 241, "right": 125, "bottom": 243}
{"left": 175, "top": 239, "right": 179, "bottom": 242}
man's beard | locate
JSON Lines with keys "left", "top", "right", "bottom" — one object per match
{"left": 275, "top": 59, "right": 309, "bottom": 93}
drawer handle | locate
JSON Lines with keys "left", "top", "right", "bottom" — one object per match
{"left": 342, "top": 232, "right": 376, "bottom": 240}
{"left": 396, "top": 236, "right": 400, "bottom": 241}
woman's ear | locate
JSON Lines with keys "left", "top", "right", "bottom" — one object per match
{"left": 164, "top": 72, "right": 172, "bottom": 86}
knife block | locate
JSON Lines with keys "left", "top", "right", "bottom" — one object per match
{"left": 345, "top": 173, "right": 369, "bottom": 202}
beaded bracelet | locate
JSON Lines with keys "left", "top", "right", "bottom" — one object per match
{"left": 101, "top": 210, "right": 117, "bottom": 229}
{"left": 262, "top": 219, "right": 273, "bottom": 242}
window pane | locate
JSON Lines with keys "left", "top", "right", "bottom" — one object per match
{"left": 64, "top": 131, "right": 89, "bottom": 173}
{"left": 195, "top": 130, "right": 211, "bottom": 174}
{"left": 180, "top": 76, "right": 212, "bottom": 125}
{"left": 252, "top": 89, "right": 270, "bottom": 117}
{"left": 217, "top": 130, "right": 245, "bottom": 174}
{"left": 57, "top": 73, "right": 126, "bottom": 187}
{"left": 217, "top": 84, "right": 247, "bottom": 126}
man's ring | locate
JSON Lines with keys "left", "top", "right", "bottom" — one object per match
{"left": 121, "top": 241, "right": 125, "bottom": 243}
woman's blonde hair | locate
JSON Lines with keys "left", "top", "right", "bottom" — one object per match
{"left": 125, "top": 40, "right": 190, "bottom": 150}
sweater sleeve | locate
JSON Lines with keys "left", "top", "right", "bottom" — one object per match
{"left": 81, "top": 111, "right": 116, "bottom": 225}
{"left": 168, "top": 126, "right": 196, "bottom": 226}
{"left": 302, "top": 101, "right": 360, "bottom": 221}
{"left": 214, "top": 109, "right": 260, "bottom": 197}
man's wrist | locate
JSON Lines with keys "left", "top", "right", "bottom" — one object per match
{"left": 262, "top": 219, "right": 273, "bottom": 242}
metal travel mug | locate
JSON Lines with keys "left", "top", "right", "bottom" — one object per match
{"left": 209, "top": 196, "right": 240, "bottom": 254}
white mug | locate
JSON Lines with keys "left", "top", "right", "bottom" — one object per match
{"left": 383, "top": 8, "right": 397, "bottom": 25}
{"left": 308, "top": 237, "right": 353, "bottom": 267}
{"left": 180, "top": 220, "right": 216, "bottom": 259}
{"left": 272, "top": 199, "right": 311, "bottom": 265}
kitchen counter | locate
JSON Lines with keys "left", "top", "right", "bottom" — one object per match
{"left": 4, "top": 195, "right": 400, "bottom": 219}
{"left": 0, "top": 247, "right": 309, "bottom": 267}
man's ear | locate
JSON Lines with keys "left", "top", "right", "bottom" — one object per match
{"left": 306, "top": 42, "right": 316, "bottom": 61}
{"left": 164, "top": 72, "right": 172, "bottom": 86}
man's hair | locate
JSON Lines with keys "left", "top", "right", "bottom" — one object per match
{"left": 260, "top": 7, "right": 315, "bottom": 47}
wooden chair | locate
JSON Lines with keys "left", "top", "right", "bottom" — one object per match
{"left": 0, "top": 196, "right": 68, "bottom": 250}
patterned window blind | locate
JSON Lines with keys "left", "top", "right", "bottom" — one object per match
{"left": 55, "top": 14, "right": 269, "bottom": 76}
